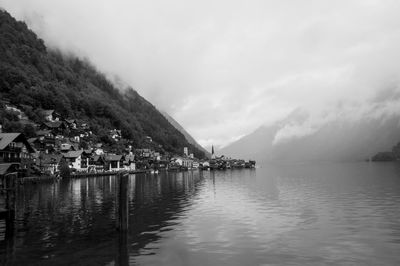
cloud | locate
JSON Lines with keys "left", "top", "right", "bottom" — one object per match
{"left": 272, "top": 84, "right": 400, "bottom": 146}
{"left": 1, "top": 0, "right": 400, "bottom": 147}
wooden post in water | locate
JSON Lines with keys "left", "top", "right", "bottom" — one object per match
{"left": 116, "top": 173, "right": 129, "bottom": 231}
{"left": 4, "top": 173, "right": 17, "bottom": 237}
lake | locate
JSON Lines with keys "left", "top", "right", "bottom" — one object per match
{"left": 1, "top": 162, "right": 400, "bottom": 265}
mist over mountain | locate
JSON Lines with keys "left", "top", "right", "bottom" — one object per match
{"left": 221, "top": 89, "right": 400, "bottom": 162}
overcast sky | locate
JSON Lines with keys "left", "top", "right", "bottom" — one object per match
{"left": 2, "top": 0, "right": 400, "bottom": 150}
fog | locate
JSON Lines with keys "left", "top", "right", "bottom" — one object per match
{"left": 2, "top": 0, "right": 400, "bottom": 151}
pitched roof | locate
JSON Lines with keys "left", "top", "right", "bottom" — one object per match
{"left": 65, "top": 119, "right": 77, "bottom": 124}
{"left": 43, "top": 121, "right": 63, "bottom": 128}
{"left": 36, "top": 130, "right": 52, "bottom": 136}
{"left": 105, "top": 154, "right": 123, "bottom": 161}
{"left": 0, "top": 133, "right": 21, "bottom": 150}
{"left": 0, "top": 163, "right": 14, "bottom": 175}
{"left": 63, "top": 150, "right": 83, "bottom": 159}
{"left": 92, "top": 155, "right": 102, "bottom": 162}
{"left": 41, "top": 154, "right": 63, "bottom": 165}
{"left": 28, "top": 137, "right": 37, "bottom": 143}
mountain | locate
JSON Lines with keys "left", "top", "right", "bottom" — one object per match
{"left": 161, "top": 111, "right": 211, "bottom": 158}
{"left": 0, "top": 9, "right": 205, "bottom": 158}
{"left": 221, "top": 108, "right": 400, "bottom": 163}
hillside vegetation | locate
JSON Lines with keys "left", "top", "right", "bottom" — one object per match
{"left": 0, "top": 9, "right": 205, "bottom": 158}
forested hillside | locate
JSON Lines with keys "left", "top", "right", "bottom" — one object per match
{"left": 0, "top": 9, "right": 205, "bottom": 158}
{"left": 162, "top": 111, "right": 211, "bottom": 158}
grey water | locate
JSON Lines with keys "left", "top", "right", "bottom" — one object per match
{"left": 1, "top": 162, "right": 400, "bottom": 265}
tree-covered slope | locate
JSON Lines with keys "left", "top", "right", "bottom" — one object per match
{"left": 161, "top": 111, "right": 211, "bottom": 158}
{"left": 0, "top": 9, "right": 205, "bottom": 158}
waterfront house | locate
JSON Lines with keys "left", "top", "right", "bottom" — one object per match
{"left": 63, "top": 150, "right": 84, "bottom": 171}
{"left": 105, "top": 154, "right": 124, "bottom": 171}
{"left": 123, "top": 154, "right": 136, "bottom": 171}
{"left": 38, "top": 153, "right": 63, "bottom": 175}
{"left": 171, "top": 156, "right": 193, "bottom": 169}
{"left": 0, "top": 163, "right": 19, "bottom": 179}
{"left": 0, "top": 133, "right": 35, "bottom": 171}
{"left": 80, "top": 149, "right": 92, "bottom": 170}
{"left": 192, "top": 161, "right": 200, "bottom": 169}
{"left": 88, "top": 155, "right": 106, "bottom": 172}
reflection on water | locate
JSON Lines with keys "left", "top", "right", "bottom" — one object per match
{"left": 1, "top": 163, "right": 400, "bottom": 265}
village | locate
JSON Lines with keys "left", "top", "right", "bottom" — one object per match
{"left": 0, "top": 103, "right": 256, "bottom": 180}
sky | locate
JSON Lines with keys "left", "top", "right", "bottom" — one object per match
{"left": 1, "top": 0, "right": 400, "bottom": 150}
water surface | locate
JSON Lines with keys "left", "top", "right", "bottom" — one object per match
{"left": 1, "top": 162, "right": 400, "bottom": 265}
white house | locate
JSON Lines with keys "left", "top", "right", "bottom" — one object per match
{"left": 123, "top": 154, "right": 136, "bottom": 171}
{"left": 105, "top": 154, "right": 124, "bottom": 171}
{"left": 63, "top": 150, "right": 84, "bottom": 171}
{"left": 172, "top": 156, "right": 193, "bottom": 168}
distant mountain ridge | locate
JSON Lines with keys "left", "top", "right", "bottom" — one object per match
{"left": 161, "top": 111, "right": 211, "bottom": 158}
{"left": 221, "top": 108, "right": 400, "bottom": 163}
{"left": 0, "top": 9, "right": 205, "bottom": 158}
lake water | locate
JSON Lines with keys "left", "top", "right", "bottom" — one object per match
{"left": 1, "top": 162, "right": 400, "bottom": 265}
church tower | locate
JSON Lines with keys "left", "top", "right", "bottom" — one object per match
{"left": 211, "top": 145, "right": 216, "bottom": 159}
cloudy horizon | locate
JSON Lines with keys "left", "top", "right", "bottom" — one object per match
{"left": 2, "top": 0, "right": 400, "bottom": 151}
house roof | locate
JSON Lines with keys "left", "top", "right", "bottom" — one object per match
{"left": 0, "top": 163, "right": 16, "bottom": 175}
{"left": 65, "top": 119, "right": 77, "bottom": 124}
{"left": 0, "top": 133, "right": 20, "bottom": 150}
{"left": 105, "top": 154, "right": 123, "bottom": 161}
{"left": 92, "top": 155, "right": 104, "bottom": 162}
{"left": 28, "top": 137, "right": 37, "bottom": 143}
{"left": 0, "top": 163, "right": 15, "bottom": 175}
{"left": 36, "top": 130, "right": 52, "bottom": 136}
{"left": 40, "top": 154, "right": 63, "bottom": 165}
{"left": 43, "top": 121, "right": 64, "bottom": 128}
{"left": 0, "top": 133, "right": 34, "bottom": 153}
{"left": 63, "top": 150, "right": 83, "bottom": 159}
{"left": 41, "top": 110, "right": 54, "bottom": 116}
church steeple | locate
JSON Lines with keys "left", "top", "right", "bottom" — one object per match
{"left": 211, "top": 145, "right": 215, "bottom": 159}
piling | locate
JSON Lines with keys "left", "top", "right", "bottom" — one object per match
{"left": 1, "top": 173, "right": 17, "bottom": 237}
{"left": 116, "top": 173, "right": 129, "bottom": 231}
